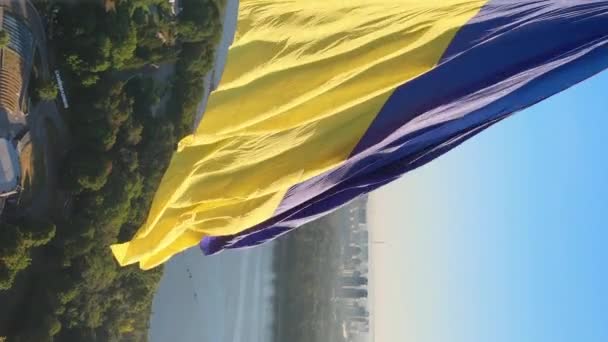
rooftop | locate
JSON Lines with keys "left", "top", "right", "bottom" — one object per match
{"left": 0, "top": 8, "right": 34, "bottom": 120}
{"left": 0, "top": 137, "right": 19, "bottom": 195}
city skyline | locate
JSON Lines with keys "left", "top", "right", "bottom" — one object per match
{"left": 334, "top": 196, "right": 372, "bottom": 340}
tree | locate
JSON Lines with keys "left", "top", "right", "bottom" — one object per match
{"left": 76, "top": 159, "right": 113, "bottom": 191}
{"left": 44, "top": 315, "right": 62, "bottom": 336}
{"left": 127, "top": 76, "right": 161, "bottom": 118}
{"left": 22, "top": 220, "right": 57, "bottom": 247}
{"left": 82, "top": 73, "right": 100, "bottom": 87}
{"left": 0, "top": 0, "right": 221, "bottom": 338}
{"left": 112, "top": 26, "right": 138, "bottom": 68}
{"left": 177, "top": 0, "right": 221, "bottom": 42}
{"left": 120, "top": 119, "right": 143, "bottom": 146}
{"left": 0, "top": 30, "right": 9, "bottom": 48}
{"left": 118, "top": 148, "right": 139, "bottom": 172}
{"left": 62, "top": 150, "right": 113, "bottom": 192}
{"left": 0, "top": 221, "right": 56, "bottom": 290}
{"left": 0, "top": 266, "right": 16, "bottom": 290}
{"left": 0, "top": 30, "right": 11, "bottom": 49}
{"left": 37, "top": 80, "right": 59, "bottom": 101}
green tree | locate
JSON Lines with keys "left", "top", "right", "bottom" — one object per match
{"left": 120, "top": 119, "right": 143, "bottom": 146}
{"left": 0, "top": 266, "right": 17, "bottom": 290}
{"left": 37, "top": 80, "right": 59, "bottom": 101}
{"left": 62, "top": 150, "right": 113, "bottom": 192}
{"left": 0, "top": 221, "right": 56, "bottom": 290}
{"left": 44, "top": 315, "right": 62, "bottom": 336}
{"left": 177, "top": 0, "right": 221, "bottom": 42}
{"left": 0, "top": 30, "right": 9, "bottom": 48}
{"left": 118, "top": 148, "right": 139, "bottom": 172}
{"left": 81, "top": 73, "right": 100, "bottom": 87}
{"left": 112, "top": 26, "right": 138, "bottom": 68}
{"left": 0, "top": 0, "right": 223, "bottom": 338}
{"left": 22, "top": 221, "right": 57, "bottom": 246}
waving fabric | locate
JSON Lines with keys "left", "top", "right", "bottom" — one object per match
{"left": 111, "top": 0, "right": 608, "bottom": 269}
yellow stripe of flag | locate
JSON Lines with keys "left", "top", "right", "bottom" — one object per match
{"left": 112, "top": 0, "right": 487, "bottom": 269}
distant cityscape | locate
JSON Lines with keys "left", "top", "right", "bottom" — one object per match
{"left": 334, "top": 194, "right": 370, "bottom": 341}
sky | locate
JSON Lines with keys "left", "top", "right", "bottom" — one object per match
{"left": 369, "top": 70, "right": 608, "bottom": 342}
{"left": 151, "top": 70, "right": 608, "bottom": 342}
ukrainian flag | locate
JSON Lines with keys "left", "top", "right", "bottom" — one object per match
{"left": 112, "top": 0, "right": 608, "bottom": 269}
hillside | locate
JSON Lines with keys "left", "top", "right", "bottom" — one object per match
{"left": 0, "top": 1, "right": 225, "bottom": 341}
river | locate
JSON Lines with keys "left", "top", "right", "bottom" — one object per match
{"left": 148, "top": 1, "right": 277, "bottom": 341}
{"left": 148, "top": 244, "right": 275, "bottom": 342}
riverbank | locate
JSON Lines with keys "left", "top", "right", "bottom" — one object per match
{"left": 193, "top": 0, "right": 239, "bottom": 128}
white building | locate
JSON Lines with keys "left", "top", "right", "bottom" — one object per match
{"left": 0, "top": 9, "right": 36, "bottom": 201}
{"left": 0, "top": 138, "right": 20, "bottom": 197}
{"left": 169, "top": 0, "right": 182, "bottom": 15}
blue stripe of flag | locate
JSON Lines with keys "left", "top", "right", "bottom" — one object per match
{"left": 201, "top": 0, "right": 608, "bottom": 255}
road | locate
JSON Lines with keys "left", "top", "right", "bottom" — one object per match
{"left": 24, "top": 101, "right": 67, "bottom": 219}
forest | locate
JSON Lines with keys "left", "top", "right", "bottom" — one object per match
{"left": 0, "top": 0, "right": 224, "bottom": 341}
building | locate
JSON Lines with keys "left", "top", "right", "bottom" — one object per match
{"left": 0, "top": 9, "right": 34, "bottom": 118}
{"left": 0, "top": 8, "right": 36, "bottom": 199}
{"left": 340, "top": 274, "right": 368, "bottom": 287}
{"left": 169, "top": 0, "right": 182, "bottom": 15}
{"left": 339, "top": 287, "right": 368, "bottom": 299}
{"left": 0, "top": 137, "right": 19, "bottom": 197}
{"left": 344, "top": 303, "right": 368, "bottom": 318}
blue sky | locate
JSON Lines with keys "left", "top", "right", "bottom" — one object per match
{"left": 369, "top": 70, "right": 608, "bottom": 342}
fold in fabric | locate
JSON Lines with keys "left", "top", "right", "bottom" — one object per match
{"left": 111, "top": 0, "right": 608, "bottom": 269}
